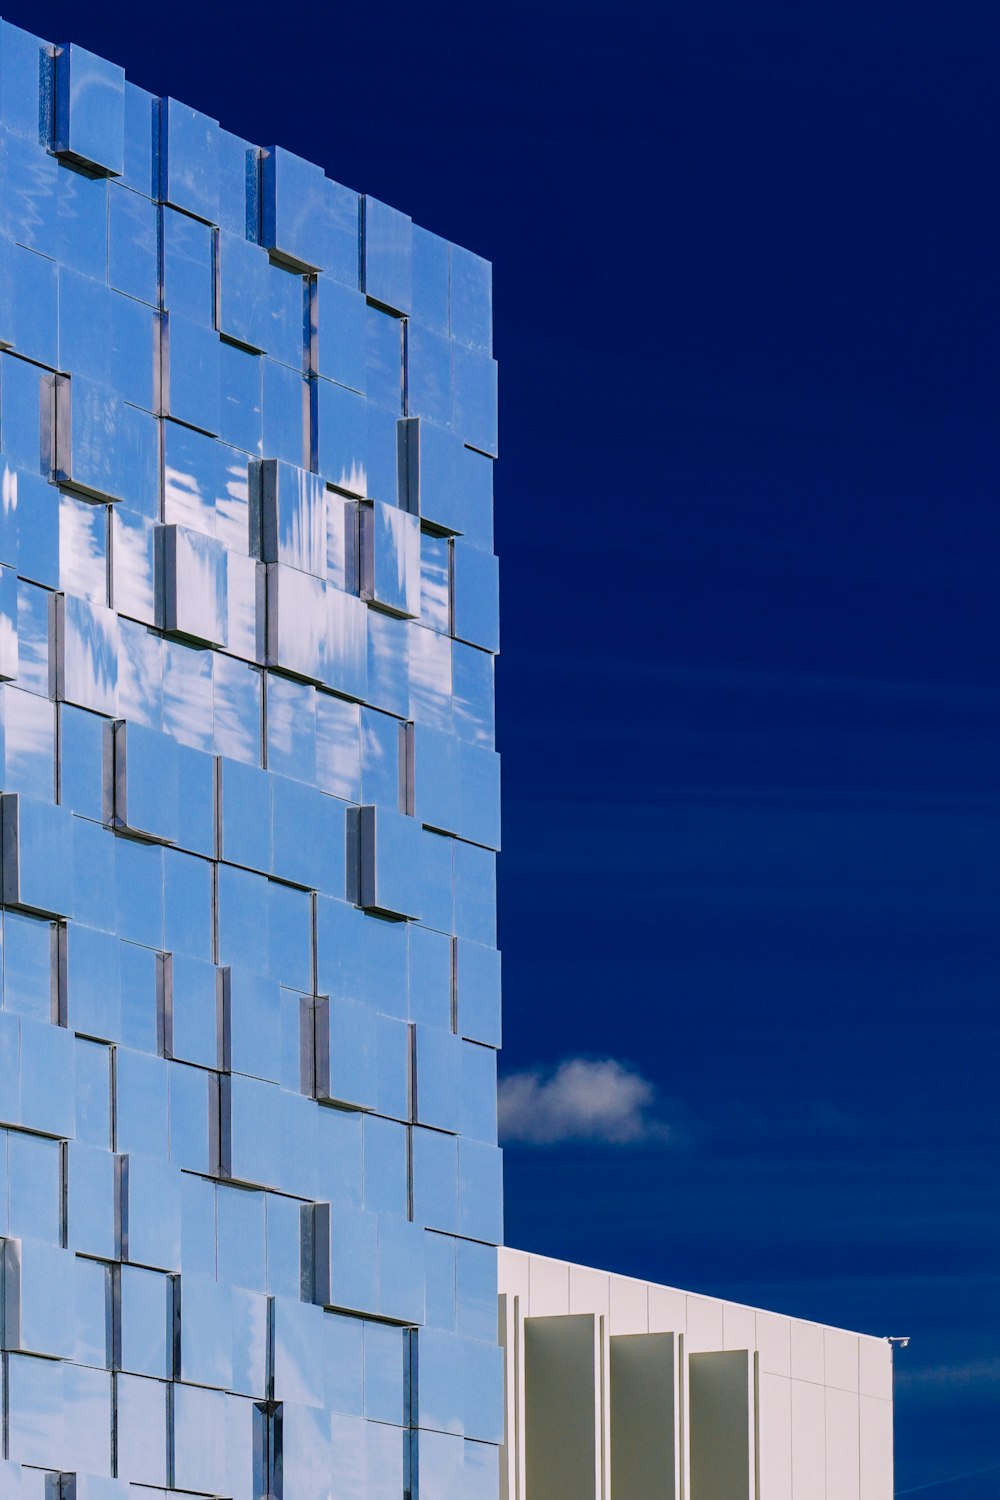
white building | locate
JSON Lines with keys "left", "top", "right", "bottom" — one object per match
{"left": 498, "top": 1248, "right": 893, "bottom": 1499}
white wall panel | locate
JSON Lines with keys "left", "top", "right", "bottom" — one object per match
{"left": 824, "top": 1328, "right": 859, "bottom": 1393}
{"left": 686, "top": 1295, "right": 724, "bottom": 1352}
{"left": 757, "top": 1311, "right": 792, "bottom": 1377}
{"left": 858, "top": 1339, "right": 892, "bottom": 1401}
{"left": 609, "top": 1274, "right": 648, "bottom": 1335}
{"left": 790, "top": 1320, "right": 825, "bottom": 1384}
{"left": 825, "top": 1387, "right": 860, "bottom": 1500}
{"left": 758, "top": 1372, "right": 793, "bottom": 1500}
{"left": 527, "top": 1254, "right": 570, "bottom": 1317}
{"left": 723, "top": 1300, "right": 756, "bottom": 1351}
{"left": 859, "top": 1396, "right": 893, "bottom": 1500}
{"left": 569, "top": 1265, "right": 609, "bottom": 1318}
{"left": 790, "top": 1378, "right": 825, "bottom": 1500}
{"left": 648, "top": 1284, "right": 686, "bottom": 1334}
{"left": 500, "top": 1248, "right": 530, "bottom": 1303}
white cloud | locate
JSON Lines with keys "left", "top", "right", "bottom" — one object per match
{"left": 498, "top": 1057, "right": 672, "bottom": 1147}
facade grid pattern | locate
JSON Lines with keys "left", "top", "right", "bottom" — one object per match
{"left": 0, "top": 18, "right": 502, "bottom": 1500}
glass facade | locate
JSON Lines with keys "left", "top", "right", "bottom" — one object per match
{"left": 0, "top": 17, "right": 501, "bottom": 1499}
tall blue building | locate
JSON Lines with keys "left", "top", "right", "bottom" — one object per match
{"left": 0, "top": 18, "right": 501, "bottom": 1499}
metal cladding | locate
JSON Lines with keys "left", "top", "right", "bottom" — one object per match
{"left": 0, "top": 16, "right": 500, "bottom": 1498}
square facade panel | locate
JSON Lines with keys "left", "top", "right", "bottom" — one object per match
{"left": 260, "top": 144, "right": 328, "bottom": 272}
{"left": 54, "top": 43, "right": 125, "bottom": 176}
{"left": 158, "top": 97, "right": 220, "bottom": 223}
{"left": 363, "top": 197, "right": 412, "bottom": 315}
{"left": 159, "top": 523, "right": 228, "bottom": 646}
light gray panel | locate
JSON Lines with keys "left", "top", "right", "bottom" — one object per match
{"left": 689, "top": 1349, "right": 753, "bottom": 1500}
{"left": 610, "top": 1331, "right": 677, "bottom": 1500}
{"left": 524, "top": 1313, "right": 598, "bottom": 1500}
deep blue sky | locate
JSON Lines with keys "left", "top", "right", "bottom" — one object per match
{"left": 12, "top": 0, "right": 1000, "bottom": 1491}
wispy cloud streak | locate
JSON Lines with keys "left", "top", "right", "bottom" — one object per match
{"left": 895, "top": 1460, "right": 1000, "bottom": 1494}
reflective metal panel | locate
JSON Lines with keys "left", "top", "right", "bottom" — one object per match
{"left": 312, "top": 276, "right": 366, "bottom": 393}
{"left": 177, "top": 1273, "right": 232, "bottom": 1389}
{"left": 409, "top": 923, "right": 452, "bottom": 1030}
{"left": 450, "top": 246, "right": 493, "bottom": 354}
{"left": 108, "top": 183, "right": 157, "bottom": 306}
{"left": 159, "top": 523, "right": 228, "bottom": 647}
{"left": 161, "top": 317, "right": 221, "bottom": 436}
{"left": 415, "top": 1025, "right": 463, "bottom": 1133}
{"left": 262, "top": 359, "right": 308, "bottom": 469}
{"left": 218, "top": 128, "right": 257, "bottom": 238}
{"left": 355, "top": 803, "right": 423, "bottom": 920}
{"left": 453, "top": 345, "right": 499, "bottom": 459}
{"left": 111, "top": 507, "right": 157, "bottom": 627}
{"left": 1, "top": 794, "right": 75, "bottom": 917}
{"left": 326, "top": 587, "right": 368, "bottom": 701}
{"left": 171, "top": 1382, "right": 229, "bottom": 1495}
{"left": 115, "top": 1372, "right": 168, "bottom": 1486}
{"left": 217, "top": 230, "right": 270, "bottom": 352}
{"left": 252, "top": 458, "right": 326, "bottom": 577}
{"left": 261, "top": 145, "right": 327, "bottom": 272}
{"left": 270, "top": 775, "right": 346, "bottom": 895}
{"left": 412, "top": 225, "right": 451, "bottom": 336}
{"left": 2, "top": 909, "right": 57, "bottom": 1023}
{"left": 265, "top": 564, "right": 327, "bottom": 682}
{"left": 68, "top": 927, "right": 121, "bottom": 1042}
{"left": 314, "top": 378, "right": 367, "bottom": 497}
{"left": 325, "top": 179, "right": 361, "bottom": 290}
{"left": 363, "top": 198, "right": 412, "bottom": 316}
{"left": 420, "top": 530, "right": 451, "bottom": 634}
{"left": 58, "top": 270, "right": 155, "bottom": 410}
{"left": 158, "top": 97, "right": 220, "bottom": 224}
{"left": 52, "top": 594, "right": 118, "bottom": 717}
{"left": 121, "top": 80, "right": 155, "bottom": 193}
{"left": 59, "top": 491, "right": 108, "bottom": 606}
{"left": 8, "top": 1130, "right": 63, "bottom": 1245}
{"left": 408, "top": 322, "right": 454, "bottom": 428}
{"left": 2, "top": 1238, "right": 76, "bottom": 1358}
{"left": 452, "top": 540, "right": 500, "bottom": 654}
{"left": 265, "top": 671, "right": 316, "bottom": 784}
{"left": 218, "top": 757, "right": 270, "bottom": 872}
{"left": 219, "top": 338, "right": 263, "bottom": 456}
{"left": 214, "top": 652, "right": 261, "bottom": 764}
{"left": 119, "top": 1265, "right": 171, "bottom": 1378}
{"left": 55, "top": 377, "right": 160, "bottom": 512}
{"left": 359, "top": 501, "right": 420, "bottom": 618}
{"left": 315, "top": 692, "right": 361, "bottom": 802}
{"left": 455, "top": 938, "right": 502, "bottom": 1048}
{"left": 366, "top": 608, "right": 409, "bottom": 719}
